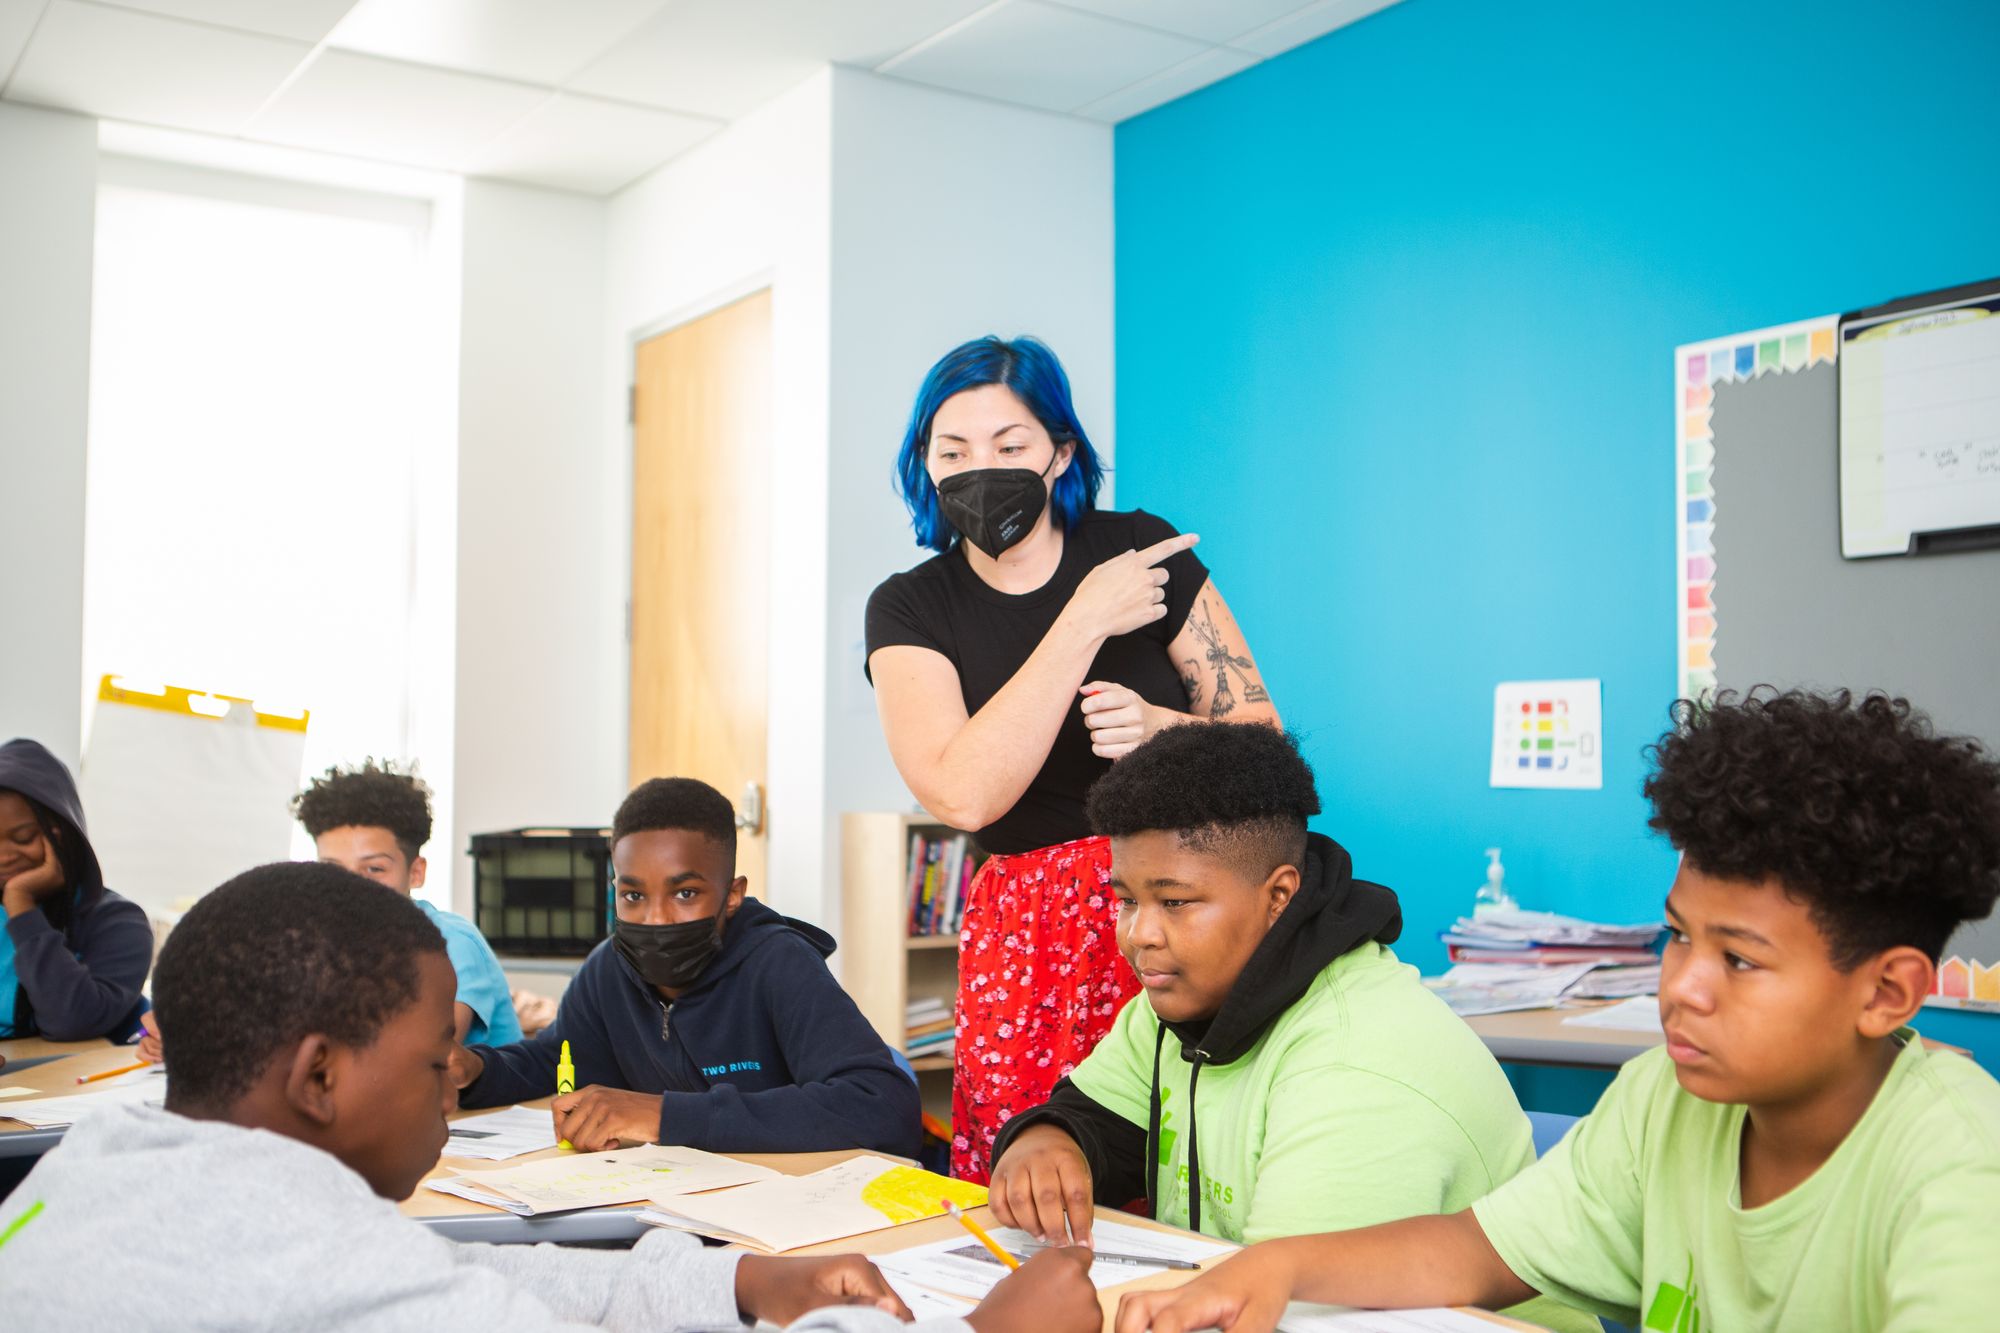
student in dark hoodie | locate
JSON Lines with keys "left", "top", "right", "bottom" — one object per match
{"left": 0, "top": 738, "right": 153, "bottom": 1042}
{"left": 452, "top": 777, "right": 921, "bottom": 1158}
{"left": 986, "top": 724, "right": 1592, "bottom": 1333}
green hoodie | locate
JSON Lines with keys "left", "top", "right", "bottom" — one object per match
{"left": 990, "top": 833, "right": 1596, "bottom": 1333}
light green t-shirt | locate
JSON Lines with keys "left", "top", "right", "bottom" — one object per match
{"left": 1473, "top": 1035, "right": 2000, "bottom": 1331}
{"left": 1071, "top": 941, "right": 1594, "bottom": 1333}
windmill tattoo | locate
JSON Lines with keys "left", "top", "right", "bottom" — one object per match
{"left": 1187, "top": 598, "right": 1268, "bottom": 719}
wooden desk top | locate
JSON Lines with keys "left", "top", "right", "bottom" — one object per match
{"left": 0, "top": 1037, "right": 147, "bottom": 1131}
{"left": 1462, "top": 1003, "right": 1662, "bottom": 1069}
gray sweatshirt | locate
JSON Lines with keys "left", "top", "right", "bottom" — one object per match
{"left": 0, "top": 1103, "right": 976, "bottom": 1332}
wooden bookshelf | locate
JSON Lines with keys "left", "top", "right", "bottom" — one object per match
{"left": 841, "top": 812, "right": 983, "bottom": 1123}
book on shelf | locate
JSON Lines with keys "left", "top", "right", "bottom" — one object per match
{"left": 905, "top": 831, "right": 979, "bottom": 937}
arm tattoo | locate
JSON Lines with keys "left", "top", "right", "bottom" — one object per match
{"left": 1179, "top": 657, "right": 1204, "bottom": 706}
{"left": 1186, "top": 597, "right": 1269, "bottom": 720}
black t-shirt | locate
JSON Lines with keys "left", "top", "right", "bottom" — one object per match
{"left": 864, "top": 509, "right": 1209, "bottom": 855}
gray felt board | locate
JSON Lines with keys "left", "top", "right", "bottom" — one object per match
{"left": 1709, "top": 363, "right": 2000, "bottom": 968}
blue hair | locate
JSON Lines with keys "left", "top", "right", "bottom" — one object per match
{"left": 894, "top": 336, "right": 1105, "bottom": 553}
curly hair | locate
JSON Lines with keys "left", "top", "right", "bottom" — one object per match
{"left": 613, "top": 777, "right": 738, "bottom": 868}
{"left": 291, "top": 759, "right": 433, "bottom": 862}
{"left": 1086, "top": 723, "right": 1320, "bottom": 881}
{"left": 1644, "top": 689, "right": 2000, "bottom": 967}
{"left": 155, "top": 861, "right": 445, "bottom": 1112}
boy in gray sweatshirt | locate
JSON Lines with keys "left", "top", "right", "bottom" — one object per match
{"left": 0, "top": 861, "right": 1096, "bottom": 1331}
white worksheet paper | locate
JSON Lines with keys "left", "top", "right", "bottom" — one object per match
{"left": 874, "top": 1219, "right": 1234, "bottom": 1301}
{"left": 441, "top": 1105, "right": 561, "bottom": 1161}
{"left": 1560, "top": 995, "right": 1664, "bottom": 1033}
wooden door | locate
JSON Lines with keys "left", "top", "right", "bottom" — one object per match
{"left": 629, "top": 289, "right": 771, "bottom": 894}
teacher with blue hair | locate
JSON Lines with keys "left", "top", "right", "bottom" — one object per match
{"left": 865, "top": 335, "right": 1281, "bottom": 1182}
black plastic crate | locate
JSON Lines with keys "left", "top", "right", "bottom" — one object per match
{"left": 470, "top": 827, "right": 612, "bottom": 957}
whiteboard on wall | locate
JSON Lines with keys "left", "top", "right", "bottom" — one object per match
{"left": 1839, "top": 278, "right": 2000, "bottom": 559}
{"left": 1677, "top": 333, "right": 2000, "bottom": 1013}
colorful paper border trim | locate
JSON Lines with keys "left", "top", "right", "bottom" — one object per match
{"left": 1671, "top": 316, "right": 1838, "bottom": 701}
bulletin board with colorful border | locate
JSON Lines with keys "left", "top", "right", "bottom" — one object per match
{"left": 1674, "top": 320, "right": 2000, "bottom": 1013}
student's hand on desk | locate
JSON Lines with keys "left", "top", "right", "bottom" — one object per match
{"left": 988, "top": 1124, "right": 1094, "bottom": 1245}
{"left": 1080, "top": 681, "right": 1181, "bottom": 761}
{"left": 1, "top": 832, "right": 67, "bottom": 915}
{"left": 136, "top": 1011, "right": 163, "bottom": 1064}
{"left": 1113, "top": 1245, "right": 1295, "bottom": 1333}
{"left": 734, "top": 1253, "right": 911, "bottom": 1323}
{"left": 551, "top": 1085, "right": 661, "bottom": 1151}
{"left": 967, "top": 1247, "right": 1099, "bottom": 1333}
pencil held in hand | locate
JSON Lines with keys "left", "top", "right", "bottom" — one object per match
{"left": 945, "top": 1199, "right": 1021, "bottom": 1270}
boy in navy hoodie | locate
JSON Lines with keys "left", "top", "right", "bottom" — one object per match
{"left": 453, "top": 777, "right": 921, "bottom": 1158}
{"left": 0, "top": 738, "right": 153, "bottom": 1042}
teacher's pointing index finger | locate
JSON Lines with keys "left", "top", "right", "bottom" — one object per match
{"left": 1135, "top": 532, "right": 1200, "bottom": 567}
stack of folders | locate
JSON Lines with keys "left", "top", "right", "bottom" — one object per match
{"left": 1427, "top": 908, "right": 1665, "bottom": 1017}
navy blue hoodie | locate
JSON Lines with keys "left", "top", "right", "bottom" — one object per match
{"left": 460, "top": 898, "right": 920, "bottom": 1158}
{"left": 0, "top": 738, "right": 154, "bottom": 1041}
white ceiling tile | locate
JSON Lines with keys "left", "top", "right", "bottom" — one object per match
{"left": 102, "top": 0, "right": 359, "bottom": 43}
{"left": 1072, "top": 43, "right": 1257, "bottom": 123}
{"left": 247, "top": 49, "right": 546, "bottom": 172}
{"left": 1048, "top": 0, "right": 1315, "bottom": 45}
{"left": 0, "top": 0, "right": 48, "bottom": 88}
{"left": 471, "top": 90, "right": 716, "bottom": 193}
{"left": 329, "top": 0, "right": 666, "bottom": 87}
{"left": 6, "top": 0, "right": 308, "bottom": 134}
{"left": 1230, "top": 0, "right": 1403, "bottom": 59}
{"left": 880, "top": 0, "right": 1207, "bottom": 115}
{"left": 567, "top": 0, "right": 989, "bottom": 120}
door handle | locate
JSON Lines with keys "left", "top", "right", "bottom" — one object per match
{"left": 734, "top": 781, "right": 764, "bottom": 834}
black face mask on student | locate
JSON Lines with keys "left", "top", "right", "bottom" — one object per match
{"left": 935, "top": 447, "right": 1062, "bottom": 559}
{"left": 613, "top": 914, "right": 726, "bottom": 991}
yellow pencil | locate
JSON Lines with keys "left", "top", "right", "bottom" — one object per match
{"left": 77, "top": 1060, "right": 149, "bottom": 1085}
{"left": 943, "top": 1199, "right": 1020, "bottom": 1271}
{"left": 555, "top": 1039, "right": 575, "bottom": 1150}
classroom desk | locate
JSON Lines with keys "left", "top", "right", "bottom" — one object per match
{"left": 788, "top": 1203, "right": 1537, "bottom": 1332}
{"left": 401, "top": 1102, "right": 891, "bottom": 1245}
{"left": 0, "top": 1036, "right": 144, "bottom": 1159}
{"left": 1462, "top": 1005, "right": 1662, "bottom": 1069}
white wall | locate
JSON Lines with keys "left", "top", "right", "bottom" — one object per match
{"left": 0, "top": 103, "right": 97, "bottom": 764}
{"left": 600, "top": 68, "right": 1115, "bottom": 936}
{"left": 819, "top": 69, "right": 1115, "bottom": 933}
{"left": 452, "top": 179, "right": 616, "bottom": 910}
{"left": 604, "top": 71, "right": 834, "bottom": 924}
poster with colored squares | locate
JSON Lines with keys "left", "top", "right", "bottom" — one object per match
{"left": 1672, "top": 315, "right": 1838, "bottom": 701}
{"left": 1490, "top": 680, "right": 1602, "bottom": 790}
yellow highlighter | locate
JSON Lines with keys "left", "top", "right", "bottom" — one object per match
{"left": 555, "top": 1039, "right": 575, "bottom": 1150}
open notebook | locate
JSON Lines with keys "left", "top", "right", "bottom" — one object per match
{"left": 639, "top": 1155, "right": 986, "bottom": 1253}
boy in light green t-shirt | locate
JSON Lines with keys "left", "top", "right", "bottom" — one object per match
{"left": 984, "top": 723, "right": 1590, "bottom": 1333}
{"left": 1118, "top": 689, "right": 2000, "bottom": 1333}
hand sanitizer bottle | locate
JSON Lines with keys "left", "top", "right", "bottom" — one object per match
{"left": 1474, "top": 847, "right": 1517, "bottom": 918}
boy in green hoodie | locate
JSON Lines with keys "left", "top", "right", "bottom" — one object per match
{"left": 1116, "top": 691, "right": 2000, "bottom": 1333}
{"left": 987, "top": 724, "right": 1589, "bottom": 1333}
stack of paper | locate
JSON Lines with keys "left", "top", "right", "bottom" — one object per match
{"left": 1566, "top": 963, "right": 1662, "bottom": 999}
{"left": 639, "top": 1155, "right": 987, "bottom": 1252}
{"left": 427, "top": 1143, "right": 779, "bottom": 1216}
{"left": 1424, "top": 962, "right": 1601, "bottom": 1018}
{"left": 1440, "top": 908, "right": 1663, "bottom": 953}
{"left": 1561, "top": 996, "right": 1664, "bottom": 1033}
{"left": 875, "top": 1218, "right": 1233, "bottom": 1301}
{"left": 441, "top": 1106, "right": 561, "bottom": 1162}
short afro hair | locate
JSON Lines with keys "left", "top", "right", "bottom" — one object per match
{"left": 1087, "top": 723, "right": 1320, "bottom": 882}
{"left": 613, "top": 777, "right": 738, "bottom": 867}
{"left": 292, "top": 759, "right": 433, "bottom": 862}
{"left": 1644, "top": 689, "right": 2000, "bottom": 967}
{"left": 154, "top": 861, "right": 446, "bottom": 1112}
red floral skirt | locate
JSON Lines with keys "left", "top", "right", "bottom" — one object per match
{"left": 950, "top": 834, "right": 1139, "bottom": 1182}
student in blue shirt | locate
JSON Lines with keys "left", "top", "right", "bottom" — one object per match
{"left": 290, "top": 760, "right": 522, "bottom": 1046}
